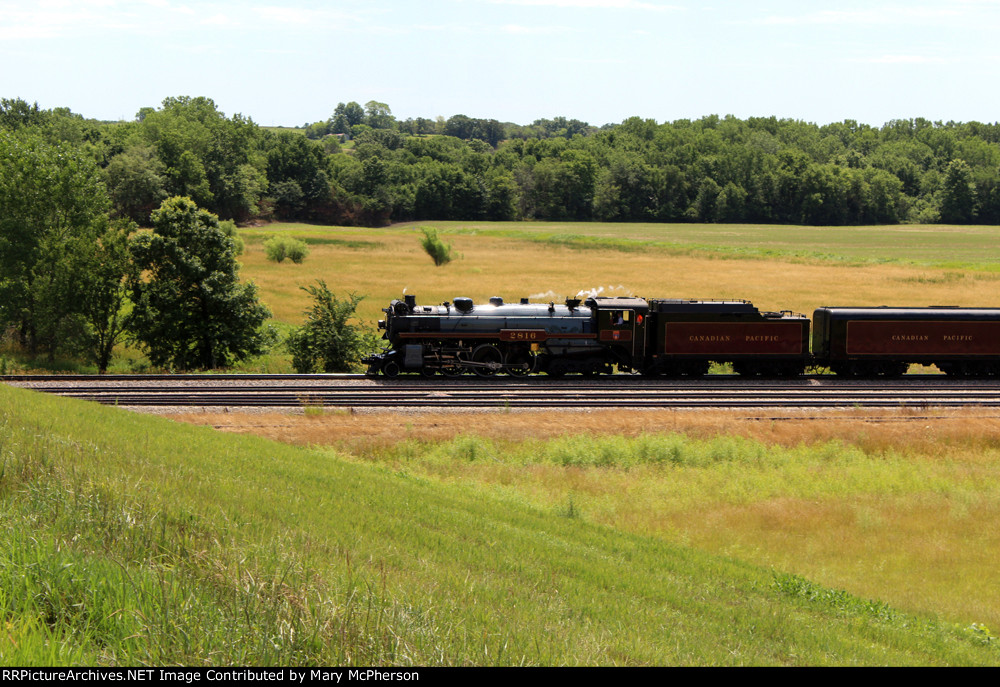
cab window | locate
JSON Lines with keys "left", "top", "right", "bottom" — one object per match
{"left": 610, "top": 310, "right": 630, "bottom": 328}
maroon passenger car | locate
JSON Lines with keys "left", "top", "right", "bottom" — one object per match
{"left": 813, "top": 306, "right": 1000, "bottom": 377}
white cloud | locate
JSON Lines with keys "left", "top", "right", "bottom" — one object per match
{"left": 253, "top": 6, "right": 329, "bottom": 25}
{"left": 0, "top": 1, "right": 365, "bottom": 40}
{"left": 753, "top": 5, "right": 992, "bottom": 28}
{"left": 501, "top": 23, "right": 573, "bottom": 34}
{"left": 490, "top": 0, "right": 681, "bottom": 10}
{"left": 200, "top": 13, "right": 232, "bottom": 26}
{"left": 0, "top": 0, "right": 199, "bottom": 38}
{"left": 851, "top": 54, "right": 951, "bottom": 65}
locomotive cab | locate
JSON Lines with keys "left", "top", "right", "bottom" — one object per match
{"left": 586, "top": 297, "right": 649, "bottom": 373}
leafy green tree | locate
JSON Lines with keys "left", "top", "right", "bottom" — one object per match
{"left": 132, "top": 96, "right": 267, "bottom": 221}
{"left": 591, "top": 153, "right": 658, "bottom": 220}
{"left": 218, "top": 219, "right": 244, "bottom": 255}
{"left": 860, "top": 168, "right": 906, "bottom": 224}
{"left": 76, "top": 221, "right": 138, "bottom": 373}
{"left": 303, "top": 120, "right": 331, "bottom": 139}
{"left": 0, "top": 98, "right": 47, "bottom": 130}
{"left": 940, "top": 159, "right": 977, "bottom": 223}
{"left": 716, "top": 182, "right": 748, "bottom": 222}
{"left": 0, "top": 130, "right": 111, "bottom": 355}
{"left": 129, "top": 196, "right": 273, "bottom": 369}
{"left": 263, "top": 131, "right": 333, "bottom": 220}
{"left": 329, "top": 113, "right": 351, "bottom": 136}
{"left": 332, "top": 102, "right": 365, "bottom": 132}
{"left": 365, "top": 101, "right": 395, "bottom": 130}
{"left": 286, "top": 283, "right": 374, "bottom": 373}
{"left": 168, "top": 149, "right": 214, "bottom": 206}
{"left": 270, "top": 179, "right": 305, "bottom": 218}
{"left": 105, "top": 144, "right": 169, "bottom": 223}
{"left": 689, "top": 177, "right": 722, "bottom": 222}
{"left": 484, "top": 170, "right": 519, "bottom": 220}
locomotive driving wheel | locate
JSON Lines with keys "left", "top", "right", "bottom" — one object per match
{"left": 471, "top": 344, "right": 505, "bottom": 377}
{"left": 504, "top": 347, "right": 537, "bottom": 376}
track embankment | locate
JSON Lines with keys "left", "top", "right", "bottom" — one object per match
{"left": 6, "top": 374, "right": 1000, "bottom": 410}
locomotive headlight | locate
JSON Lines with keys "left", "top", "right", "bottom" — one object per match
{"left": 378, "top": 319, "right": 386, "bottom": 330}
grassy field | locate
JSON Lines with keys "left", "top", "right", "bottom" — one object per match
{"left": 3, "top": 384, "right": 1000, "bottom": 665}
{"left": 179, "top": 406, "right": 1000, "bottom": 643}
{"left": 238, "top": 221, "right": 1000, "bottom": 332}
{"left": 418, "top": 220, "right": 1000, "bottom": 268}
{"left": 6, "top": 220, "right": 998, "bottom": 374}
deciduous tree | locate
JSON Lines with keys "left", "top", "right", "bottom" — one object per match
{"left": 76, "top": 221, "right": 138, "bottom": 373}
{"left": 0, "top": 130, "right": 111, "bottom": 355}
{"left": 129, "top": 196, "right": 273, "bottom": 369}
{"left": 940, "top": 158, "right": 977, "bottom": 223}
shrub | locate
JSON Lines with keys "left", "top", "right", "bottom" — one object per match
{"left": 285, "top": 239, "right": 309, "bottom": 264}
{"left": 286, "top": 282, "right": 376, "bottom": 373}
{"left": 264, "top": 235, "right": 310, "bottom": 264}
{"left": 419, "top": 227, "right": 455, "bottom": 266}
{"left": 219, "top": 219, "right": 244, "bottom": 255}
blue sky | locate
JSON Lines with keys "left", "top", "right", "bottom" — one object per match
{"left": 2, "top": 0, "right": 999, "bottom": 127}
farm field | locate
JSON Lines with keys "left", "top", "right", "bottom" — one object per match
{"left": 238, "top": 221, "right": 1000, "bottom": 334}
{"left": 409, "top": 220, "right": 1000, "bottom": 268}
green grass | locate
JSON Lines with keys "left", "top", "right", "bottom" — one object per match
{"left": 1, "top": 384, "right": 998, "bottom": 665}
{"left": 400, "top": 221, "right": 1000, "bottom": 270}
{"left": 328, "top": 420, "right": 1000, "bottom": 635}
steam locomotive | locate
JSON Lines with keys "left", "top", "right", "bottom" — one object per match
{"left": 362, "top": 293, "right": 1000, "bottom": 378}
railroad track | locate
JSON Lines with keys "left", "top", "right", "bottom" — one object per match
{"left": 8, "top": 374, "right": 1000, "bottom": 408}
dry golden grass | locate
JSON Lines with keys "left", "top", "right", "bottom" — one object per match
{"left": 239, "top": 226, "right": 1000, "bottom": 326}
{"left": 174, "top": 406, "right": 1000, "bottom": 455}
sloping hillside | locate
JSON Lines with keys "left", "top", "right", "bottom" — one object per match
{"left": 0, "top": 384, "right": 995, "bottom": 665}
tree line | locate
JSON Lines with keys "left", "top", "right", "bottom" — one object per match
{"left": 5, "top": 96, "right": 999, "bottom": 229}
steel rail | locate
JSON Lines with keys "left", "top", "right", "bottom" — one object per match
{"left": 8, "top": 375, "right": 1000, "bottom": 408}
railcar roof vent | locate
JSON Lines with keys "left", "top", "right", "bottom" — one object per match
{"left": 489, "top": 296, "right": 504, "bottom": 306}
{"left": 454, "top": 297, "right": 474, "bottom": 313}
